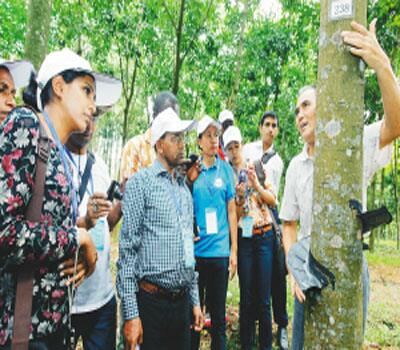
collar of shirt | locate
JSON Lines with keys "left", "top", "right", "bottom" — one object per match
{"left": 298, "top": 144, "right": 315, "bottom": 162}
{"left": 150, "top": 159, "right": 185, "bottom": 183}
{"left": 201, "top": 156, "right": 219, "bottom": 171}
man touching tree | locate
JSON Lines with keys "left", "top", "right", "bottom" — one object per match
{"left": 280, "top": 19, "right": 400, "bottom": 350}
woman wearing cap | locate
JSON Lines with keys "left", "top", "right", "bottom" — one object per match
{"left": 191, "top": 116, "right": 237, "bottom": 350}
{"left": 0, "top": 48, "right": 121, "bottom": 348}
{"left": 0, "top": 59, "right": 33, "bottom": 122}
{"left": 224, "top": 126, "right": 276, "bottom": 350}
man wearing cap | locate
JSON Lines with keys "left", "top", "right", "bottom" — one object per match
{"left": 280, "top": 20, "right": 400, "bottom": 349}
{"left": 243, "top": 111, "right": 288, "bottom": 349}
{"left": 0, "top": 59, "right": 33, "bottom": 122}
{"left": 117, "top": 107, "right": 202, "bottom": 350}
{"left": 217, "top": 109, "right": 235, "bottom": 160}
{"left": 66, "top": 110, "right": 123, "bottom": 350}
{"left": 119, "top": 91, "right": 180, "bottom": 180}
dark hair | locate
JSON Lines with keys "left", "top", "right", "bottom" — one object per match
{"left": 222, "top": 119, "right": 233, "bottom": 131}
{"left": 259, "top": 111, "right": 279, "bottom": 127}
{"left": 153, "top": 91, "right": 179, "bottom": 119}
{"left": 23, "top": 70, "right": 93, "bottom": 111}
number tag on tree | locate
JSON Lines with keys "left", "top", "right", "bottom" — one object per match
{"left": 329, "top": 0, "right": 354, "bottom": 21}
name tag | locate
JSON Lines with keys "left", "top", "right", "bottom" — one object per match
{"left": 90, "top": 217, "right": 106, "bottom": 251}
{"left": 242, "top": 216, "right": 254, "bottom": 238}
{"left": 205, "top": 207, "right": 218, "bottom": 234}
{"left": 182, "top": 226, "right": 195, "bottom": 268}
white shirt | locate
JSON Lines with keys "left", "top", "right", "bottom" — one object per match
{"left": 70, "top": 152, "right": 115, "bottom": 314}
{"left": 243, "top": 141, "right": 284, "bottom": 196}
{"left": 280, "top": 121, "right": 392, "bottom": 240}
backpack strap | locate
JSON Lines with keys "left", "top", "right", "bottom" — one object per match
{"left": 12, "top": 119, "right": 50, "bottom": 350}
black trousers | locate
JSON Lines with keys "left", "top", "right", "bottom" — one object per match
{"left": 271, "top": 235, "right": 289, "bottom": 328}
{"left": 138, "top": 289, "right": 191, "bottom": 350}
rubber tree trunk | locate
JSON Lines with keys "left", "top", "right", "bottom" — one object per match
{"left": 305, "top": 0, "right": 367, "bottom": 348}
{"left": 25, "top": 0, "right": 53, "bottom": 70}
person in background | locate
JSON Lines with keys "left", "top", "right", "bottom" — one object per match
{"left": 280, "top": 20, "right": 400, "bottom": 350}
{"left": 217, "top": 109, "right": 235, "bottom": 160}
{"left": 0, "top": 47, "right": 121, "bottom": 348}
{"left": 243, "top": 111, "right": 288, "bottom": 349}
{"left": 66, "top": 105, "right": 123, "bottom": 350}
{"left": 224, "top": 126, "right": 277, "bottom": 350}
{"left": 117, "top": 108, "right": 202, "bottom": 350}
{"left": 119, "top": 91, "right": 180, "bottom": 180}
{"left": 191, "top": 115, "right": 237, "bottom": 350}
{"left": 0, "top": 58, "right": 33, "bottom": 122}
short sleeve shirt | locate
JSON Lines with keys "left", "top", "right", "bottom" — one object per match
{"left": 193, "top": 157, "right": 236, "bottom": 258}
{"left": 280, "top": 121, "right": 392, "bottom": 240}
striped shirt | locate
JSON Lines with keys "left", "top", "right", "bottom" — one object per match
{"left": 117, "top": 160, "right": 200, "bottom": 320}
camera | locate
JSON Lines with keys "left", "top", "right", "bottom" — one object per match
{"left": 181, "top": 153, "right": 199, "bottom": 170}
{"left": 238, "top": 169, "right": 248, "bottom": 184}
{"left": 107, "top": 180, "right": 123, "bottom": 201}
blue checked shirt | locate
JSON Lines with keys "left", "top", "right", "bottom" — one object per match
{"left": 117, "top": 160, "right": 200, "bottom": 320}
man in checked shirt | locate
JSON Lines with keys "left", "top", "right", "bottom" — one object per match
{"left": 117, "top": 107, "right": 203, "bottom": 350}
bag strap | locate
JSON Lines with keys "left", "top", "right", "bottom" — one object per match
{"left": 78, "top": 151, "right": 95, "bottom": 203}
{"left": 12, "top": 120, "right": 50, "bottom": 350}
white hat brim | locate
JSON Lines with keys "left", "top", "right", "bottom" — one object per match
{"left": 93, "top": 72, "right": 122, "bottom": 107}
{"left": 0, "top": 60, "right": 34, "bottom": 89}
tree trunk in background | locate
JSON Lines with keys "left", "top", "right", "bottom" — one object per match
{"left": 379, "top": 168, "right": 385, "bottom": 240}
{"left": 368, "top": 176, "right": 376, "bottom": 252}
{"left": 305, "top": 0, "right": 367, "bottom": 348}
{"left": 25, "top": 0, "right": 53, "bottom": 70}
{"left": 172, "top": 0, "right": 186, "bottom": 95}
{"left": 393, "top": 140, "right": 399, "bottom": 249}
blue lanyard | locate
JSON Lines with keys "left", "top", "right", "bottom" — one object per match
{"left": 43, "top": 111, "right": 78, "bottom": 224}
{"left": 64, "top": 148, "right": 94, "bottom": 197}
{"left": 201, "top": 157, "right": 221, "bottom": 197}
{"left": 168, "top": 176, "right": 183, "bottom": 218}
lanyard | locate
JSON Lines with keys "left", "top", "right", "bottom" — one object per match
{"left": 168, "top": 176, "right": 183, "bottom": 218}
{"left": 43, "top": 111, "right": 78, "bottom": 224}
{"left": 64, "top": 148, "right": 94, "bottom": 197}
{"left": 201, "top": 157, "right": 221, "bottom": 197}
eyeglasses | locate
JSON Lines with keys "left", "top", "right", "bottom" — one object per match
{"left": 166, "top": 133, "right": 185, "bottom": 144}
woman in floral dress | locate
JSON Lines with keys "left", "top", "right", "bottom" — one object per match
{"left": 0, "top": 48, "right": 121, "bottom": 348}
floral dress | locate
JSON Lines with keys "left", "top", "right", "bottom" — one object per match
{"left": 0, "top": 107, "right": 78, "bottom": 346}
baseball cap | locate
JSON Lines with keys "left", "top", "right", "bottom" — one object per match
{"left": 218, "top": 109, "right": 234, "bottom": 124}
{"left": 36, "top": 48, "right": 122, "bottom": 111}
{"left": 0, "top": 59, "right": 34, "bottom": 89}
{"left": 151, "top": 107, "right": 196, "bottom": 146}
{"left": 222, "top": 126, "right": 242, "bottom": 147}
{"left": 197, "top": 115, "right": 221, "bottom": 137}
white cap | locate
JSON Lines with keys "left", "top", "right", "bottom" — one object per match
{"left": 0, "top": 59, "right": 34, "bottom": 89}
{"left": 218, "top": 109, "right": 234, "bottom": 124}
{"left": 223, "top": 126, "right": 242, "bottom": 147}
{"left": 151, "top": 107, "right": 196, "bottom": 147}
{"left": 197, "top": 115, "right": 221, "bottom": 137}
{"left": 36, "top": 48, "right": 122, "bottom": 111}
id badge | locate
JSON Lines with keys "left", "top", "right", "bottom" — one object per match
{"left": 242, "top": 216, "right": 254, "bottom": 238}
{"left": 182, "top": 226, "right": 195, "bottom": 268}
{"left": 90, "top": 217, "right": 106, "bottom": 251}
{"left": 205, "top": 207, "right": 218, "bottom": 234}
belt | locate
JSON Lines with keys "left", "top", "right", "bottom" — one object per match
{"left": 139, "top": 280, "right": 188, "bottom": 301}
{"left": 252, "top": 223, "right": 273, "bottom": 235}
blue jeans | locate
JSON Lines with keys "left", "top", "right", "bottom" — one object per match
{"left": 238, "top": 230, "right": 274, "bottom": 350}
{"left": 291, "top": 256, "right": 370, "bottom": 350}
{"left": 72, "top": 296, "right": 117, "bottom": 350}
{"left": 191, "top": 257, "right": 229, "bottom": 350}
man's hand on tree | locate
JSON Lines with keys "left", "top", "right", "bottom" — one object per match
{"left": 341, "top": 19, "right": 391, "bottom": 75}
